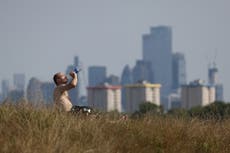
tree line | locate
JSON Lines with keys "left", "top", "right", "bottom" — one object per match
{"left": 133, "top": 101, "right": 230, "bottom": 119}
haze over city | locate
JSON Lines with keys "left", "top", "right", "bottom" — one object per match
{"left": 0, "top": 0, "right": 230, "bottom": 101}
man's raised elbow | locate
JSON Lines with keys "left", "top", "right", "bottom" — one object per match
{"left": 70, "top": 81, "right": 77, "bottom": 88}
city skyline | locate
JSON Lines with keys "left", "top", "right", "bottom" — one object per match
{"left": 0, "top": 0, "right": 230, "bottom": 101}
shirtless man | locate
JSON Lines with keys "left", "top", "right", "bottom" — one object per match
{"left": 53, "top": 71, "right": 77, "bottom": 112}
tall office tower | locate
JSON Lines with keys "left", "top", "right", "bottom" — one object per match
{"left": 215, "top": 84, "right": 224, "bottom": 101}
{"left": 208, "top": 63, "right": 218, "bottom": 85}
{"left": 143, "top": 26, "right": 172, "bottom": 102}
{"left": 121, "top": 65, "right": 133, "bottom": 85}
{"left": 13, "top": 73, "right": 25, "bottom": 91}
{"left": 27, "top": 77, "right": 43, "bottom": 103}
{"left": 132, "top": 60, "right": 153, "bottom": 83}
{"left": 208, "top": 63, "right": 224, "bottom": 101}
{"left": 87, "top": 83, "right": 122, "bottom": 112}
{"left": 172, "top": 52, "right": 186, "bottom": 90}
{"left": 125, "top": 81, "right": 161, "bottom": 113}
{"left": 105, "top": 74, "right": 120, "bottom": 85}
{"left": 41, "top": 82, "right": 55, "bottom": 104}
{"left": 121, "top": 65, "right": 133, "bottom": 112}
{"left": 181, "top": 79, "right": 216, "bottom": 109}
{"left": 88, "top": 66, "right": 107, "bottom": 86}
{"left": 7, "top": 90, "right": 24, "bottom": 102}
{"left": 1, "top": 79, "right": 10, "bottom": 100}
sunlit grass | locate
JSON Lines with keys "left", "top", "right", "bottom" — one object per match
{"left": 0, "top": 102, "right": 230, "bottom": 153}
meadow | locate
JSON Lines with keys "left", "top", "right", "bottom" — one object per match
{"left": 0, "top": 102, "right": 230, "bottom": 153}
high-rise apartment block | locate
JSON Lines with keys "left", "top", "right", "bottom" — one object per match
{"left": 125, "top": 81, "right": 161, "bottom": 113}
{"left": 87, "top": 83, "right": 122, "bottom": 112}
{"left": 181, "top": 80, "right": 216, "bottom": 109}
{"left": 88, "top": 66, "right": 107, "bottom": 86}
{"left": 143, "top": 26, "right": 172, "bottom": 98}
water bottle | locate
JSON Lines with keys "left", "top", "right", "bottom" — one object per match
{"left": 74, "top": 67, "right": 81, "bottom": 74}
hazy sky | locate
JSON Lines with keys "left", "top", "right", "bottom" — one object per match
{"left": 0, "top": 0, "right": 230, "bottom": 101}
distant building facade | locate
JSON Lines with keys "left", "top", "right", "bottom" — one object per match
{"left": 121, "top": 65, "right": 133, "bottom": 112}
{"left": 132, "top": 60, "right": 153, "bottom": 83}
{"left": 125, "top": 81, "right": 161, "bottom": 113}
{"left": 143, "top": 26, "right": 172, "bottom": 99}
{"left": 181, "top": 80, "right": 216, "bottom": 109}
{"left": 13, "top": 73, "right": 25, "bottom": 91}
{"left": 105, "top": 75, "right": 120, "bottom": 85}
{"left": 88, "top": 66, "right": 107, "bottom": 86}
{"left": 168, "top": 92, "right": 181, "bottom": 110}
{"left": 7, "top": 89, "right": 24, "bottom": 102}
{"left": 27, "top": 77, "right": 43, "bottom": 103}
{"left": 87, "top": 83, "right": 122, "bottom": 112}
{"left": 41, "top": 82, "right": 55, "bottom": 104}
{"left": 1, "top": 79, "right": 10, "bottom": 100}
{"left": 172, "top": 53, "right": 186, "bottom": 90}
{"left": 121, "top": 65, "right": 133, "bottom": 85}
{"left": 208, "top": 64, "right": 224, "bottom": 101}
{"left": 215, "top": 84, "right": 224, "bottom": 101}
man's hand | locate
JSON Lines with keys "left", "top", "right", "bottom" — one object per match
{"left": 69, "top": 71, "right": 77, "bottom": 78}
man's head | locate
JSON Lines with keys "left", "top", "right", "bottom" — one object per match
{"left": 53, "top": 72, "right": 68, "bottom": 85}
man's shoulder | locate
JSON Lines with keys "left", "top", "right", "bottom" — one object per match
{"left": 55, "top": 84, "right": 68, "bottom": 92}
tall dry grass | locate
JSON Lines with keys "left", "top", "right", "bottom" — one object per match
{"left": 0, "top": 102, "right": 230, "bottom": 153}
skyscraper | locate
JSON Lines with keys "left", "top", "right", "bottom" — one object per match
{"left": 121, "top": 65, "right": 133, "bottom": 85}
{"left": 172, "top": 52, "right": 186, "bottom": 90}
{"left": 1, "top": 79, "right": 10, "bottom": 100}
{"left": 88, "top": 66, "right": 107, "bottom": 86}
{"left": 143, "top": 26, "right": 172, "bottom": 107}
{"left": 13, "top": 73, "right": 25, "bottom": 91}
{"left": 105, "top": 74, "right": 120, "bottom": 85}
{"left": 27, "top": 77, "right": 43, "bottom": 103}
{"left": 132, "top": 60, "right": 153, "bottom": 83}
{"left": 41, "top": 82, "right": 55, "bottom": 104}
{"left": 121, "top": 65, "right": 133, "bottom": 112}
{"left": 208, "top": 64, "right": 218, "bottom": 85}
{"left": 208, "top": 63, "right": 224, "bottom": 101}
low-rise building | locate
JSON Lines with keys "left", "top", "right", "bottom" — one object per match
{"left": 87, "top": 83, "right": 122, "bottom": 112}
{"left": 181, "top": 79, "right": 216, "bottom": 109}
{"left": 124, "top": 81, "right": 161, "bottom": 113}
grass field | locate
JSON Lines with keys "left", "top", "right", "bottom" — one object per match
{"left": 0, "top": 102, "right": 230, "bottom": 153}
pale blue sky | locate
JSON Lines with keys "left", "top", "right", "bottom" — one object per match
{"left": 0, "top": 0, "right": 230, "bottom": 101}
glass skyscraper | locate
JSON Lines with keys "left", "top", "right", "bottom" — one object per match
{"left": 132, "top": 60, "right": 153, "bottom": 83}
{"left": 172, "top": 52, "right": 186, "bottom": 90}
{"left": 88, "top": 66, "right": 107, "bottom": 86}
{"left": 142, "top": 26, "right": 172, "bottom": 99}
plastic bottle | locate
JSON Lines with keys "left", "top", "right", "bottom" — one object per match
{"left": 74, "top": 67, "right": 81, "bottom": 74}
